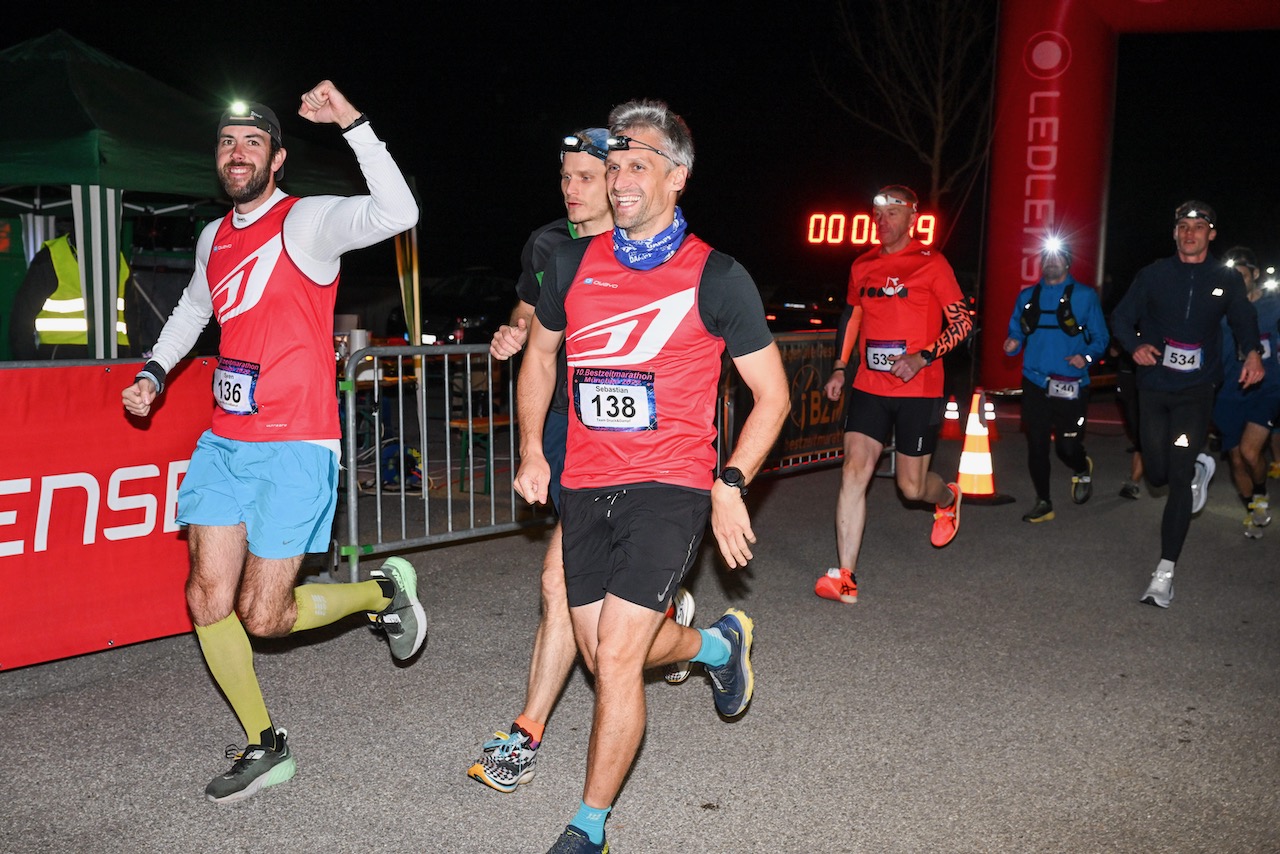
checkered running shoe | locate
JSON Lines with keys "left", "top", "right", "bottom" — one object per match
{"left": 371, "top": 556, "right": 426, "bottom": 660}
{"left": 204, "top": 728, "right": 296, "bottom": 803}
{"left": 467, "top": 727, "right": 537, "bottom": 792}
{"left": 664, "top": 586, "right": 696, "bottom": 684}
{"left": 814, "top": 567, "right": 857, "bottom": 603}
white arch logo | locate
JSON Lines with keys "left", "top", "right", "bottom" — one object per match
{"left": 567, "top": 288, "right": 696, "bottom": 368}
{"left": 211, "top": 234, "right": 283, "bottom": 322}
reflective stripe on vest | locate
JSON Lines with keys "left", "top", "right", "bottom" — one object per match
{"left": 35, "top": 236, "right": 130, "bottom": 345}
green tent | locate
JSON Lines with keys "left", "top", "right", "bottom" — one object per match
{"left": 0, "top": 30, "right": 419, "bottom": 358}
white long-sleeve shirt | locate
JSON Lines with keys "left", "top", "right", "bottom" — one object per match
{"left": 147, "top": 122, "right": 419, "bottom": 374}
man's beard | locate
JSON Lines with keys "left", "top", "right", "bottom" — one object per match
{"left": 220, "top": 162, "right": 272, "bottom": 205}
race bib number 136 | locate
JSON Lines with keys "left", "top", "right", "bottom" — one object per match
{"left": 573, "top": 367, "right": 658, "bottom": 432}
{"left": 213, "top": 357, "right": 260, "bottom": 415}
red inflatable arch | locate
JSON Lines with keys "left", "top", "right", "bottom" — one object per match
{"left": 981, "top": 0, "right": 1280, "bottom": 390}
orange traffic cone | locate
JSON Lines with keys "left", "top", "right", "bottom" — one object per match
{"left": 941, "top": 395, "right": 962, "bottom": 441}
{"left": 957, "top": 389, "right": 1014, "bottom": 505}
{"left": 983, "top": 398, "right": 1000, "bottom": 441}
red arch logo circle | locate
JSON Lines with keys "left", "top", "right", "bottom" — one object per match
{"left": 1023, "top": 31, "right": 1072, "bottom": 79}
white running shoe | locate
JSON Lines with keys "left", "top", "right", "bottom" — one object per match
{"left": 1140, "top": 567, "right": 1174, "bottom": 608}
{"left": 1190, "top": 453, "right": 1216, "bottom": 515}
{"left": 664, "top": 587, "right": 696, "bottom": 684}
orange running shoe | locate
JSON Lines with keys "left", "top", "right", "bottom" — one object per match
{"left": 930, "top": 482, "right": 962, "bottom": 548}
{"left": 814, "top": 567, "right": 858, "bottom": 603}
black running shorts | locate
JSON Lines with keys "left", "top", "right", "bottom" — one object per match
{"left": 559, "top": 484, "right": 710, "bottom": 611}
{"left": 842, "top": 387, "right": 943, "bottom": 457}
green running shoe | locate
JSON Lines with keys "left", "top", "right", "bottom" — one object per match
{"left": 205, "top": 728, "right": 296, "bottom": 804}
{"left": 371, "top": 556, "right": 426, "bottom": 660}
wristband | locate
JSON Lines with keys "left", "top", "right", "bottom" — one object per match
{"left": 831, "top": 366, "right": 845, "bottom": 373}
{"left": 342, "top": 113, "right": 370, "bottom": 132}
{"left": 137, "top": 360, "right": 167, "bottom": 394}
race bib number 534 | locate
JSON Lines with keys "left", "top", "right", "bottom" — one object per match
{"left": 573, "top": 367, "right": 658, "bottom": 432}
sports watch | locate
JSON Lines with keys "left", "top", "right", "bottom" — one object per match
{"left": 718, "top": 466, "right": 748, "bottom": 497}
{"left": 919, "top": 348, "right": 936, "bottom": 366}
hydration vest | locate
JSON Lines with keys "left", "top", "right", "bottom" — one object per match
{"left": 1019, "top": 281, "right": 1087, "bottom": 341}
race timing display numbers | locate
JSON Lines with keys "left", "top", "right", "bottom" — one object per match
{"left": 805, "top": 211, "right": 937, "bottom": 247}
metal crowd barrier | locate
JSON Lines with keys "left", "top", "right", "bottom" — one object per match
{"left": 333, "top": 332, "right": 855, "bottom": 582}
{"left": 336, "top": 344, "right": 553, "bottom": 582}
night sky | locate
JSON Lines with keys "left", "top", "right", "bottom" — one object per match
{"left": 5, "top": 4, "right": 1279, "bottom": 311}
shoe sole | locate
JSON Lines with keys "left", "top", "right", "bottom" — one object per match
{"left": 716, "top": 609, "right": 754, "bottom": 718}
{"left": 931, "top": 484, "right": 961, "bottom": 548}
{"left": 665, "top": 588, "right": 696, "bottom": 684}
{"left": 1140, "top": 583, "right": 1173, "bottom": 608}
{"left": 381, "top": 556, "right": 427, "bottom": 660}
{"left": 206, "top": 754, "right": 297, "bottom": 804}
{"left": 1023, "top": 513, "right": 1055, "bottom": 523}
{"left": 466, "top": 760, "right": 535, "bottom": 793}
{"left": 814, "top": 580, "right": 857, "bottom": 604}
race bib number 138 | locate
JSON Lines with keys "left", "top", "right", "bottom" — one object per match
{"left": 573, "top": 367, "right": 658, "bottom": 432}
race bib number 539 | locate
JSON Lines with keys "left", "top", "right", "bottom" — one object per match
{"left": 573, "top": 367, "right": 658, "bottom": 432}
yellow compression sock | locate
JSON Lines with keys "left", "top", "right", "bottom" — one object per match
{"left": 291, "top": 580, "right": 390, "bottom": 633}
{"left": 194, "top": 613, "right": 271, "bottom": 744}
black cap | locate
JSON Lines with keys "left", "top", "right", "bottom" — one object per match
{"left": 218, "top": 101, "right": 283, "bottom": 147}
{"left": 1174, "top": 200, "right": 1216, "bottom": 228}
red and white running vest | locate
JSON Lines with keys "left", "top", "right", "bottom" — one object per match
{"left": 562, "top": 234, "right": 722, "bottom": 491}
{"left": 205, "top": 196, "right": 341, "bottom": 441}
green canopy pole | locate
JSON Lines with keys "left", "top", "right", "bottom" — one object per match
{"left": 71, "top": 184, "right": 124, "bottom": 359}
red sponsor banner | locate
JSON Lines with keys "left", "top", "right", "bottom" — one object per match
{"left": 0, "top": 359, "right": 217, "bottom": 670}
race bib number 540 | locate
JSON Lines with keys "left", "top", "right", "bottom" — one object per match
{"left": 573, "top": 367, "right": 658, "bottom": 432}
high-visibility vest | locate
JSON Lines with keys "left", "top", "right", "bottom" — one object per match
{"left": 34, "top": 236, "right": 130, "bottom": 346}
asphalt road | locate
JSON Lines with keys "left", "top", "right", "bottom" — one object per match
{"left": 3, "top": 425, "right": 1278, "bottom": 853}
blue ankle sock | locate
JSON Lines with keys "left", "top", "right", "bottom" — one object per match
{"left": 571, "top": 801, "right": 611, "bottom": 844}
{"left": 692, "top": 627, "right": 730, "bottom": 667}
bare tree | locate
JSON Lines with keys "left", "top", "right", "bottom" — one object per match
{"left": 818, "top": 0, "right": 996, "bottom": 219}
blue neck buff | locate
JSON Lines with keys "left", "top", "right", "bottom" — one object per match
{"left": 613, "top": 206, "right": 688, "bottom": 270}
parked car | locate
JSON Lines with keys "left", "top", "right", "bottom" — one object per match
{"left": 764, "top": 298, "right": 842, "bottom": 332}
{"left": 420, "top": 269, "right": 515, "bottom": 345}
